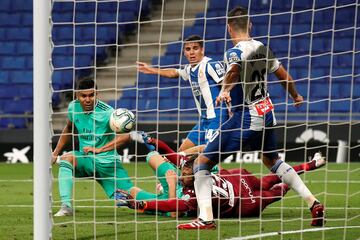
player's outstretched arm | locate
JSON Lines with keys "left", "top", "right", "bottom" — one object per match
{"left": 274, "top": 65, "right": 303, "bottom": 107}
{"left": 137, "top": 61, "right": 179, "bottom": 78}
{"left": 83, "top": 133, "right": 131, "bottom": 154}
{"left": 52, "top": 119, "right": 72, "bottom": 164}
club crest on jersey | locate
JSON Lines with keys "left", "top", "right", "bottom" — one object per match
{"left": 228, "top": 51, "right": 240, "bottom": 63}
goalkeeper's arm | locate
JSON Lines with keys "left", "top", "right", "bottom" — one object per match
{"left": 137, "top": 61, "right": 179, "bottom": 78}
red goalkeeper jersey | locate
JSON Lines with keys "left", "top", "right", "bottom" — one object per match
{"left": 145, "top": 168, "right": 267, "bottom": 218}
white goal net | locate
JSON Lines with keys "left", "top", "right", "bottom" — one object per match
{"left": 48, "top": 0, "right": 360, "bottom": 239}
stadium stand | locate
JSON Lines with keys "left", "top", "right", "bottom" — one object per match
{"left": 0, "top": 0, "right": 358, "bottom": 128}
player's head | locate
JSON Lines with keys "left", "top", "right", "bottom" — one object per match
{"left": 227, "top": 6, "right": 251, "bottom": 37}
{"left": 183, "top": 35, "right": 204, "bottom": 66}
{"left": 179, "top": 154, "right": 198, "bottom": 188}
{"left": 76, "top": 78, "right": 97, "bottom": 112}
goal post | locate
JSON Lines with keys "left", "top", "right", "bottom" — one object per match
{"left": 33, "top": 0, "right": 52, "bottom": 239}
{"left": 47, "top": 0, "right": 360, "bottom": 239}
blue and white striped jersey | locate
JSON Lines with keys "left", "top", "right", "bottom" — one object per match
{"left": 224, "top": 39, "right": 281, "bottom": 130}
{"left": 177, "top": 56, "right": 225, "bottom": 119}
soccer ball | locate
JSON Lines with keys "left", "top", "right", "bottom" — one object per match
{"left": 109, "top": 108, "right": 135, "bottom": 133}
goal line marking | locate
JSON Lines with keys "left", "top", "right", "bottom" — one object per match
{"left": 225, "top": 226, "right": 360, "bottom": 240}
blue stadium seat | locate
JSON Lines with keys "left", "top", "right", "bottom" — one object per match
{"left": 0, "top": 118, "right": 27, "bottom": 129}
{"left": 331, "top": 100, "right": 350, "bottom": 113}
{"left": 11, "top": 0, "right": 32, "bottom": 11}
{"left": 0, "top": 13, "right": 22, "bottom": 27}
{"left": 0, "top": 86, "right": 19, "bottom": 99}
{"left": 10, "top": 71, "right": 33, "bottom": 83}
{"left": 308, "top": 100, "right": 329, "bottom": 113}
{"left": 16, "top": 42, "right": 33, "bottom": 55}
{"left": 0, "top": 42, "right": 16, "bottom": 55}
{"left": 53, "top": 46, "right": 73, "bottom": 57}
{"left": 3, "top": 99, "right": 32, "bottom": 114}
{"left": 313, "top": 9, "right": 334, "bottom": 32}
{"left": 53, "top": 56, "right": 73, "bottom": 69}
{"left": 75, "top": 24, "right": 95, "bottom": 44}
{"left": 6, "top": 28, "right": 32, "bottom": 41}
{"left": 1, "top": 57, "right": 26, "bottom": 70}
{"left": 312, "top": 33, "right": 332, "bottom": 54}
{"left": 271, "top": 1, "right": 292, "bottom": 12}
{"left": 205, "top": 25, "right": 226, "bottom": 39}
{"left": 52, "top": 25, "right": 73, "bottom": 45}
{"left": 96, "top": 24, "right": 117, "bottom": 44}
{"left": 0, "top": 0, "right": 12, "bottom": 11}
{"left": 52, "top": 12, "right": 73, "bottom": 23}
{"left": 138, "top": 98, "right": 157, "bottom": 111}
{"left": 333, "top": 35, "right": 353, "bottom": 53}
{"left": 335, "top": 6, "right": 355, "bottom": 29}
{"left": 293, "top": 0, "right": 313, "bottom": 11}
{"left": 0, "top": 72, "right": 9, "bottom": 83}
{"left": 22, "top": 13, "right": 33, "bottom": 27}
{"left": 309, "top": 79, "right": 330, "bottom": 99}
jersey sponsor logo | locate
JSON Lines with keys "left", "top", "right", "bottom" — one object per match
{"left": 215, "top": 63, "right": 225, "bottom": 76}
{"left": 253, "top": 97, "right": 274, "bottom": 116}
{"left": 240, "top": 178, "right": 256, "bottom": 204}
{"left": 190, "top": 82, "right": 201, "bottom": 97}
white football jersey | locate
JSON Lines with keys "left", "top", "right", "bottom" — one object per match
{"left": 177, "top": 56, "right": 225, "bottom": 119}
{"left": 224, "top": 39, "right": 280, "bottom": 106}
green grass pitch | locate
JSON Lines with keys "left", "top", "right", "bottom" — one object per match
{"left": 0, "top": 162, "right": 359, "bottom": 240}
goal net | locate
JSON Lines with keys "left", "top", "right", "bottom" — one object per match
{"left": 49, "top": 0, "right": 360, "bottom": 239}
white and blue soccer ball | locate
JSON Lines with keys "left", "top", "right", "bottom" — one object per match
{"left": 109, "top": 108, "right": 136, "bottom": 133}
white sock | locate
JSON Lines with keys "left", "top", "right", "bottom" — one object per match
{"left": 194, "top": 170, "right": 213, "bottom": 221}
{"left": 273, "top": 160, "right": 315, "bottom": 208}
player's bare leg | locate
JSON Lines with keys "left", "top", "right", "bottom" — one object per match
{"left": 178, "top": 138, "right": 196, "bottom": 152}
{"left": 177, "top": 154, "right": 216, "bottom": 230}
{"left": 263, "top": 153, "right": 325, "bottom": 226}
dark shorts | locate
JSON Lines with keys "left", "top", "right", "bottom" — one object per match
{"left": 203, "top": 111, "right": 279, "bottom": 162}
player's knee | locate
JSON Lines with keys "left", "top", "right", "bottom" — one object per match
{"left": 262, "top": 153, "right": 280, "bottom": 170}
{"left": 60, "top": 153, "right": 76, "bottom": 165}
{"left": 130, "top": 187, "right": 142, "bottom": 199}
{"left": 146, "top": 151, "right": 160, "bottom": 164}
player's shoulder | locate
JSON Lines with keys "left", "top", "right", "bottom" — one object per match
{"left": 95, "top": 100, "right": 113, "bottom": 112}
{"left": 225, "top": 46, "right": 243, "bottom": 64}
{"left": 68, "top": 99, "right": 79, "bottom": 111}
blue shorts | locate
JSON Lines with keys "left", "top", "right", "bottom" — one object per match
{"left": 203, "top": 110, "right": 279, "bottom": 162}
{"left": 187, "top": 117, "right": 222, "bottom": 146}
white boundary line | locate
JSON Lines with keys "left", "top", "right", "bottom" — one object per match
{"left": 225, "top": 226, "right": 360, "bottom": 240}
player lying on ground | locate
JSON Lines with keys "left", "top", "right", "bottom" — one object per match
{"left": 117, "top": 151, "right": 326, "bottom": 221}
{"left": 185, "top": 6, "right": 325, "bottom": 229}
{"left": 52, "top": 79, "right": 156, "bottom": 217}
{"left": 137, "top": 35, "right": 228, "bottom": 153}
{"left": 116, "top": 136, "right": 326, "bottom": 221}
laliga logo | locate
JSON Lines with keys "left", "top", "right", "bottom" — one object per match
{"left": 4, "top": 146, "right": 30, "bottom": 164}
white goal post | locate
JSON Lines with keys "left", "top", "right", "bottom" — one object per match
{"left": 33, "top": 0, "right": 52, "bottom": 239}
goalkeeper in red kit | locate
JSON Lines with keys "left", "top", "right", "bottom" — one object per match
{"left": 116, "top": 136, "right": 326, "bottom": 220}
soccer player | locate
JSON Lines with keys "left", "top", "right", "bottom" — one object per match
{"left": 137, "top": 35, "right": 227, "bottom": 153}
{"left": 177, "top": 6, "right": 325, "bottom": 229}
{"left": 118, "top": 153, "right": 326, "bottom": 222}
{"left": 52, "top": 78, "right": 134, "bottom": 217}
